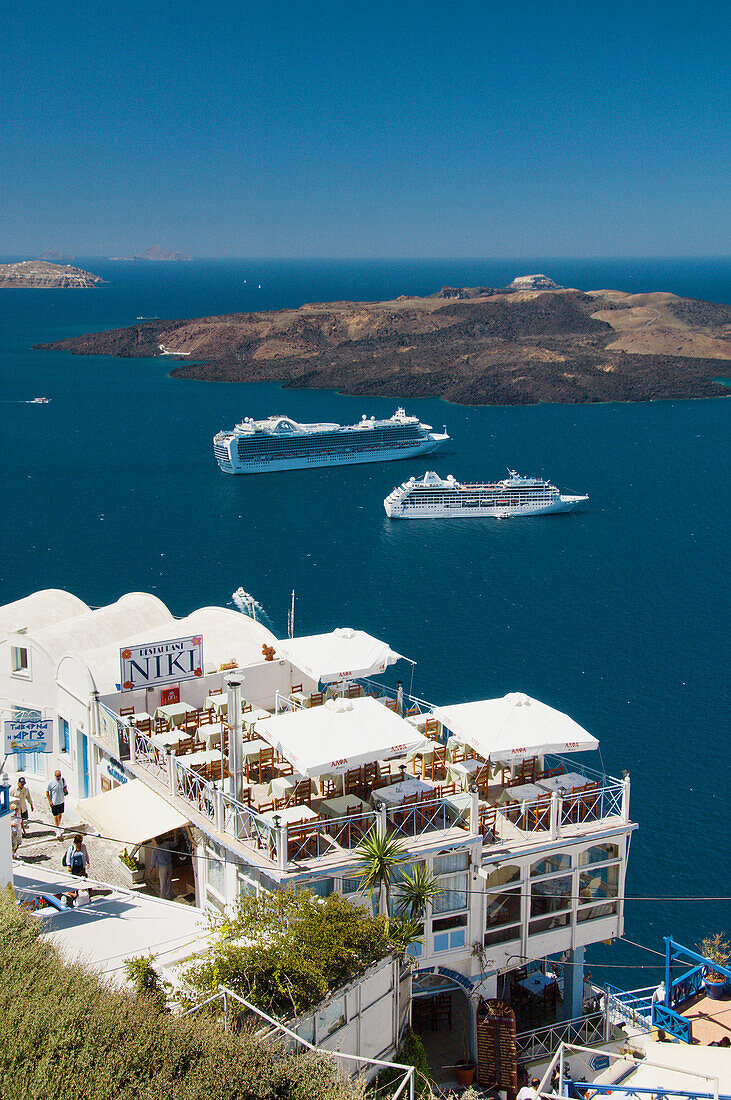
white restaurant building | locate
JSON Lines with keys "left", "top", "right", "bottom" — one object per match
{"left": 0, "top": 587, "right": 636, "bottom": 1038}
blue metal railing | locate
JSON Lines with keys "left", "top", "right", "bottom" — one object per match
{"left": 568, "top": 1087, "right": 731, "bottom": 1100}
{"left": 651, "top": 1001, "right": 691, "bottom": 1041}
{"left": 671, "top": 964, "right": 704, "bottom": 1008}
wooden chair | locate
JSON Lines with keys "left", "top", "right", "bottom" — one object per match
{"left": 321, "top": 775, "right": 339, "bottom": 798}
{"left": 309, "top": 692, "right": 324, "bottom": 708}
{"left": 424, "top": 717, "right": 440, "bottom": 739}
{"left": 119, "top": 705, "right": 135, "bottom": 717}
{"left": 479, "top": 806, "right": 497, "bottom": 841}
{"left": 177, "top": 734, "right": 196, "bottom": 755}
{"left": 345, "top": 767, "right": 363, "bottom": 797}
{"left": 257, "top": 748, "right": 275, "bottom": 784}
{"left": 423, "top": 745, "right": 447, "bottom": 782}
{"left": 413, "top": 998, "right": 434, "bottom": 1030}
{"left": 256, "top": 799, "right": 276, "bottom": 815}
{"left": 198, "top": 708, "right": 212, "bottom": 727}
{"left": 404, "top": 704, "right": 420, "bottom": 717}
{"left": 346, "top": 682, "right": 362, "bottom": 699}
{"left": 291, "top": 683, "right": 303, "bottom": 694}
{"left": 434, "top": 992, "right": 453, "bottom": 1029}
{"left": 209, "top": 687, "right": 223, "bottom": 696}
{"left": 385, "top": 699, "right": 399, "bottom": 712}
{"left": 285, "top": 780, "right": 312, "bottom": 807}
{"left": 242, "top": 702, "right": 252, "bottom": 713}
{"left": 135, "top": 716, "right": 152, "bottom": 734}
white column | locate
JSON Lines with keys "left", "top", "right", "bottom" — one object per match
{"left": 469, "top": 784, "right": 480, "bottom": 834}
{"left": 622, "top": 772, "right": 631, "bottom": 822}
{"left": 0, "top": 775, "right": 12, "bottom": 890}
{"left": 550, "top": 791, "right": 560, "bottom": 839}
{"left": 167, "top": 751, "right": 177, "bottom": 796}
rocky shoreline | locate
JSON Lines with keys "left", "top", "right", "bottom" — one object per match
{"left": 1, "top": 260, "right": 105, "bottom": 289}
{"left": 35, "top": 285, "right": 731, "bottom": 405}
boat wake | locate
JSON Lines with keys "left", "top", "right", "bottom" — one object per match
{"left": 231, "top": 587, "right": 274, "bottom": 629}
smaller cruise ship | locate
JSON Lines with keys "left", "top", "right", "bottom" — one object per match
{"left": 384, "top": 470, "right": 588, "bottom": 519}
{"left": 214, "top": 409, "right": 448, "bottom": 474}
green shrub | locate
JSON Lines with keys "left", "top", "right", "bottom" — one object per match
{"left": 0, "top": 893, "right": 362, "bottom": 1100}
{"left": 371, "top": 1030, "right": 431, "bottom": 1099}
{"left": 183, "top": 886, "right": 393, "bottom": 1019}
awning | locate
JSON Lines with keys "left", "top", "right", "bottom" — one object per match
{"left": 276, "top": 627, "right": 409, "bottom": 684}
{"left": 432, "top": 692, "right": 599, "bottom": 761}
{"left": 77, "top": 778, "right": 190, "bottom": 846}
{"left": 256, "top": 696, "right": 426, "bottom": 777}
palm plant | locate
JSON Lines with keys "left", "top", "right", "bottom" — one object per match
{"left": 394, "top": 863, "right": 443, "bottom": 921}
{"left": 354, "top": 826, "right": 408, "bottom": 925}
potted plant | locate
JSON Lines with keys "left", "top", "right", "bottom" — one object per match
{"left": 119, "top": 848, "right": 145, "bottom": 886}
{"left": 698, "top": 933, "right": 731, "bottom": 1000}
{"left": 455, "top": 1030, "right": 476, "bottom": 1087}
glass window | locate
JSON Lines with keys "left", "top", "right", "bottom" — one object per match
{"left": 484, "top": 925, "right": 521, "bottom": 947}
{"left": 531, "top": 854, "right": 570, "bottom": 877}
{"left": 341, "top": 877, "right": 361, "bottom": 894}
{"left": 579, "top": 863, "right": 619, "bottom": 903}
{"left": 579, "top": 843, "right": 619, "bottom": 866}
{"left": 529, "top": 911, "right": 571, "bottom": 935}
{"left": 434, "top": 851, "right": 469, "bottom": 875}
{"left": 11, "top": 647, "right": 29, "bottom": 674}
{"left": 207, "top": 843, "right": 225, "bottom": 898}
{"left": 316, "top": 997, "right": 345, "bottom": 1039}
{"left": 485, "top": 886, "right": 522, "bottom": 930}
{"left": 432, "top": 872, "right": 468, "bottom": 913}
{"left": 433, "top": 914, "right": 467, "bottom": 953}
{"left": 530, "top": 874, "right": 572, "bottom": 918}
{"left": 578, "top": 900, "right": 618, "bottom": 923}
{"left": 484, "top": 864, "right": 520, "bottom": 889}
{"left": 59, "top": 717, "right": 70, "bottom": 754}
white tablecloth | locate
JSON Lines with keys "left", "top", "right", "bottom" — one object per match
{"left": 269, "top": 773, "right": 311, "bottom": 800}
{"left": 519, "top": 972, "right": 557, "bottom": 997}
{"left": 259, "top": 805, "right": 318, "bottom": 826}
{"left": 497, "top": 782, "right": 545, "bottom": 804}
{"left": 155, "top": 702, "right": 195, "bottom": 727}
{"left": 373, "top": 778, "right": 436, "bottom": 806}
{"left": 204, "top": 695, "right": 228, "bottom": 716}
{"left": 536, "top": 772, "right": 590, "bottom": 794}
{"left": 241, "top": 738, "right": 273, "bottom": 766}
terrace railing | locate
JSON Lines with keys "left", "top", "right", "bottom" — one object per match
{"left": 516, "top": 1011, "right": 604, "bottom": 1062}
{"left": 220, "top": 791, "right": 277, "bottom": 855}
{"left": 134, "top": 729, "right": 168, "bottom": 782}
{"left": 173, "top": 759, "right": 217, "bottom": 824}
{"left": 385, "top": 795, "right": 469, "bottom": 841}
{"left": 603, "top": 984, "right": 654, "bottom": 1033}
{"left": 671, "top": 964, "right": 704, "bottom": 1008}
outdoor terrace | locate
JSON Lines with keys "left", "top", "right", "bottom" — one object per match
{"left": 119, "top": 678, "right": 630, "bottom": 876}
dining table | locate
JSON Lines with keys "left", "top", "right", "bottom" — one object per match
{"left": 372, "top": 778, "right": 437, "bottom": 807}
{"left": 150, "top": 729, "right": 182, "bottom": 752}
{"left": 178, "top": 748, "right": 221, "bottom": 771}
{"left": 447, "top": 758, "right": 486, "bottom": 788}
{"left": 518, "top": 971, "right": 557, "bottom": 997}
{"left": 154, "top": 701, "right": 195, "bottom": 728}
{"left": 268, "top": 772, "right": 313, "bottom": 800}
{"left": 319, "top": 793, "right": 370, "bottom": 819}
{"left": 240, "top": 737, "right": 272, "bottom": 767}
{"left": 204, "top": 695, "right": 228, "bottom": 717}
{"left": 129, "top": 711, "right": 154, "bottom": 726}
{"left": 497, "top": 782, "right": 546, "bottom": 805}
{"left": 536, "top": 772, "right": 591, "bottom": 795}
{"left": 259, "top": 804, "right": 318, "bottom": 826}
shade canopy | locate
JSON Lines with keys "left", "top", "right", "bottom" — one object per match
{"left": 77, "top": 779, "right": 190, "bottom": 846}
{"left": 256, "top": 696, "right": 426, "bottom": 777}
{"left": 432, "top": 692, "right": 599, "bottom": 761}
{"left": 276, "top": 627, "right": 408, "bottom": 684}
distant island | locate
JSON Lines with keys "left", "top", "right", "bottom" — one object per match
{"left": 39, "top": 249, "right": 74, "bottom": 262}
{"left": 0, "top": 260, "right": 105, "bottom": 289}
{"left": 109, "top": 245, "right": 192, "bottom": 261}
{"left": 35, "top": 279, "right": 731, "bottom": 404}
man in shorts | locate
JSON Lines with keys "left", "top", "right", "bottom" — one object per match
{"left": 13, "top": 777, "right": 34, "bottom": 836}
{"left": 46, "top": 770, "right": 68, "bottom": 837}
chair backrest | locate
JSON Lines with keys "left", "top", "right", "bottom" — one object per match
{"left": 424, "top": 718, "right": 440, "bottom": 738}
{"left": 385, "top": 699, "right": 399, "bottom": 712}
{"left": 209, "top": 688, "right": 222, "bottom": 696}
{"left": 405, "top": 704, "right": 419, "bottom": 717}
{"left": 346, "top": 682, "right": 361, "bottom": 699}
{"left": 257, "top": 800, "right": 275, "bottom": 815}
{"left": 137, "top": 717, "right": 152, "bottom": 734}
{"left": 309, "top": 692, "right": 324, "bottom": 708}
{"left": 259, "top": 747, "right": 274, "bottom": 767}
{"left": 119, "top": 706, "right": 135, "bottom": 717}
{"left": 291, "top": 683, "right": 303, "bottom": 694}
{"left": 177, "top": 735, "right": 196, "bottom": 755}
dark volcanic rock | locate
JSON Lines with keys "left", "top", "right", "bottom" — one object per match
{"left": 35, "top": 286, "right": 730, "bottom": 405}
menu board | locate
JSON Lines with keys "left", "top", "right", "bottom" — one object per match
{"left": 476, "top": 998, "right": 517, "bottom": 1092}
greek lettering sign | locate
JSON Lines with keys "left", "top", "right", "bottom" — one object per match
{"left": 4, "top": 718, "right": 53, "bottom": 754}
{"left": 106, "top": 757, "right": 128, "bottom": 785}
{"left": 120, "top": 635, "right": 204, "bottom": 691}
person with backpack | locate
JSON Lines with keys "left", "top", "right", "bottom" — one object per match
{"left": 62, "top": 834, "right": 90, "bottom": 878}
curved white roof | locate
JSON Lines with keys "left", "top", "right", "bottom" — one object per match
{"left": 0, "top": 589, "right": 89, "bottom": 636}
{"left": 32, "top": 593, "right": 174, "bottom": 664}
{"left": 78, "top": 605, "right": 277, "bottom": 694}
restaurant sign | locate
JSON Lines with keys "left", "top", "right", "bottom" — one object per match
{"left": 120, "top": 635, "right": 204, "bottom": 691}
{"left": 4, "top": 718, "right": 53, "bottom": 755}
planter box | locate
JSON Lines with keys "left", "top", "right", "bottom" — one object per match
{"left": 704, "top": 977, "right": 728, "bottom": 1001}
{"left": 119, "top": 861, "right": 145, "bottom": 886}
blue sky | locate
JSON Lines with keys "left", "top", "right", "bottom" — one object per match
{"left": 3, "top": 0, "right": 729, "bottom": 257}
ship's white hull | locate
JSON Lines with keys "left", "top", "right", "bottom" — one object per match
{"left": 218, "top": 435, "right": 446, "bottom": 475}
{"left": 385, "top": 494, "right": 588, "bottom": 519}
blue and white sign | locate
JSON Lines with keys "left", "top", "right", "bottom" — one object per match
{"left": 4, "top": 718, "right": 53, "bottom": 754}
{"left": 119, "top": 634, "right": 204, "bottom": 691}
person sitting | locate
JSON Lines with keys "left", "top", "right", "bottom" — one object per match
{"left": 517, "top": 1078, "right": 541, "bottom": 1100}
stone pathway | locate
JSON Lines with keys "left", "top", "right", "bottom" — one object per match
{"left": 10, "top": 774, "right": 130, "bottom": 890}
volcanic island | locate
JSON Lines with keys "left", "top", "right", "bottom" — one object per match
{"left": 35, "top": 278, "right": 731, "bottom": 404}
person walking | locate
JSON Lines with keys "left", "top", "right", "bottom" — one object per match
{"left": 13, "top": 777, "right": 34, "bottom": 836}
{"left": 10, "top": 802, "right": 23, "bottom": 855}
{"left": 150, "top": 836, "right": 174, "bottom": 899}
{"left": 62, "top": 834, "right": 90, "bottom": 878}
{"left": 46, "top": 770, "right": 68, "bottom": 837}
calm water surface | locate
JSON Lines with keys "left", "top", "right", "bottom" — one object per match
{"left": 0, "top": 258, "right": 728, "bottom": 985}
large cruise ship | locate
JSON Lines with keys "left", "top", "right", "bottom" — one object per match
{"left": 384, "top": 470, "right": 588, "bottom": 518}
{"left": 213, "top": 409, "right": 449, "bottom": 474}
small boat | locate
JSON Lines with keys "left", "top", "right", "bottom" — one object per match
{"left": 30, "top": 397, "right": 51, "bottom": 404}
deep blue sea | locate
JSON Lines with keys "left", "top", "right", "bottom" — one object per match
{"left": 0, "top": 257, "right": 728, "bottom": 987}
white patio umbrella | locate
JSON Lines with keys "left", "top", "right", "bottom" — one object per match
{"left": 276, "top": 627, "right": 410, "bottom": 684}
